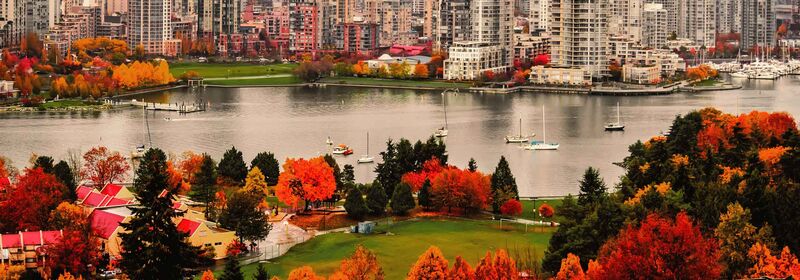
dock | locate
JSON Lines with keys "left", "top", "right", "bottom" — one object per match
{"left": 129, "top": 99, "right": 207, "bottom": 114}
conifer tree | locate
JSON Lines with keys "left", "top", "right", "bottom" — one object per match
{"left": 190, "top": 154, "right": 218, "bottom": 219}
{"left": 344, "top": 187, "right": 368, "bottom": 220}
{"left": 391, "top": 182, "right": 415, "bottom": 215}
{"left": 366, "top": 180, "right": 388, "bottom": 215}
{"left": 250, "top": 152, "right": 280, "bottom": 186}
{"left": 490, "top": 156, "right": 519, "bottom": 213}
{"left": 219, "top": 256, "right": 244, "bottom": 280}
{"left": 218, "top": 146, "right": 247, "bottom": 185}
{"left": 418, "top": 179, "right": 432, "bottom": 210}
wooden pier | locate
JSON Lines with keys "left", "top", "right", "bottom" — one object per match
{"left": 130, "top": 99, "right": 207, "bottom": 114}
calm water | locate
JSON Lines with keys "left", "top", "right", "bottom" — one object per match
{"left": 2, "top": 76, "right": 799, "bottom": 196}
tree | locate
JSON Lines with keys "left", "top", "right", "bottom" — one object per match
{"left": 333, "top": 245, "right": 384, "bottom": 280}
{"left": 431, "top": 168, "right": 491, "bottom": 213}
{"left": 418, "top": 179, "right": 432, "bottom": 210}
{"left": 407, "top": 246, "right": 449, "bottom": 280}
{"left": 219, "top": 256, "right": 244, "bottom": 280}
{"left": 490, "top": 156, "right": 519, "bottom": 213}
{"left": 366, "top": 181, "right": 388, "bottom": 215}
{"left": 219, "top": 190, "right": 272, "bottom": 243}
{"left": 48, "top": 202, "right": 86, "bottom": 231}
{"left": 716, "top": 203, "right": 776, "bottom": 278}
{"left": 251, "top": 152, "right": 281, "bottom": 186}
{"left": 593, "top": 213, "right": 722, "bottom": 279}
{"left": 538, "top": 203, "right": 554, "bottom": 219}
{"left": 375, "top": 140, "right": 402, "bottom": 197}
{"left": 747, "top": 243, "right": 800, "bottom": 279}
{"left": 218, "top": 146, "right": 248, "bottom": 186}
{"left": 33, "top": 156, "right": 54, "bottom": 173}
{"left": 80, "top": 146, "right": 129, "bottom": 187}
{"left": 555, "top": 254, "right": 585, "bottom": 280}
{"left": 253, "top": 263, "right": 271, "bottom": 280}
{"left": 467, "top": 158, "right": 477, "bottom": 172}
{"left": 0, "top": 168, "right": 66, "bottom": 231}
{"left": 244, "top": 167, "right": 269, "bottom": 199}
{"left": 533, "top": 54, "right": 550, "bottom": 66}
{"left": 391, "top": 182, "right": 415, "bottom": 215}
{"left": 275, "top": 157, "right": 336, "bottom": 210}
{"left": 53, "top": 161, "right": 77, "bottom": 200}
{"left": 413, "top": 64, "right": 429, "bottom": 79}
{"left": 577, "top": 167, "right": 606, "bottom": 206}
{"left": 191, "top": 154, "right": 218, "bottom": 219}
{"left": 287, "top": 266, "right": 324, "bottom": 280}
{"left": 200, "top": 270, "right": 216, "bottom": 280}
{"left": 323, "top": 154, "right": 344, "bottom": 201}
{"left": 119, "top": 148, "right": 206, "bottom": 279}
{"left": 45, "top": 230, "right": 99, "bottom": 278}
{"left": 0, "top": 264, "right": 25, "bottom": 279}
{"left": 344, "top": 187, "right": 368, "bottom": 220}
{"left": 474, "top": 250, "right": 518, "bottom": 280}
{"left": 500, "top": 199, "right": 523, "bottom": 216}
{"left": 447, "top": 256, "right": 475, "bottom": 280}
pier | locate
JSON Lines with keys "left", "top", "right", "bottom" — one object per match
{"left": 129, "top": 99, "right": 207, "bottom": 114}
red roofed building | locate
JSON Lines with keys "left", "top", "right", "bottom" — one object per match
{"left": 99, "top": 183, "right": 134, "bottom": 200}
{"left": 389, "top": 45, "right": 428, "bottom": 56}
{"left": 88, "top": 207, "right": 130, "bottom": 257}
{"left": 0, "top": 230, "right": 63, "bottom": 269}
{"left": 176, "top": 218, "right": 235, "bottom": 259}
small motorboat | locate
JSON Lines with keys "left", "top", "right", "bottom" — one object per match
{"left": 434, "top": 127, "right": 448, "bottom": 138}
{"left": 332, "top": 144, "right": 353, "bottom": 156}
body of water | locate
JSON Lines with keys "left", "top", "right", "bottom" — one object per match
{"left": 2, "top": 76, "right": 799, "bottom": 196}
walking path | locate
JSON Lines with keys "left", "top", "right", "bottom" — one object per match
{"left": 203, "top": 74, "right": 292, "bottom": 81}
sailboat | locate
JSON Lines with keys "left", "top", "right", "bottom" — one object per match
{"left": 132, "top": 107, "right": 151, "bottom": 159}
{"left": 526, "top": 106, "right": 559, "bottom": 150}
{"left": 506, "top": 118, "right": 534, "bottom": 143}
{"left": 358, "top": 132, "right": 374, "bottom": 163}
{"left": 604, "top": 102, "right": 625, "bottom": 131}
{"left": 434, "top": 89, "right": 453, "bottom": 138}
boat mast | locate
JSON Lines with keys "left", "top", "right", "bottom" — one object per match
{"left": 542, "top": 105, "right": 546, "bottom": 144}
{"left": 442, "top": 91, "right": 448, "bottom": 129}
{"left": 617, "top": 102, "right": 621, "bottom": 124}
{"left": 366, "top": 132, "right": 370, "bottom": 154}
{"left": 519, "top": 118, "right": 523, "bottom": 137}
{"left": 144, "top": 107, "right": 153, "bottom": 148}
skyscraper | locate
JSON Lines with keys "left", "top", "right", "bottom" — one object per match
{"left": 549, "top": 0, "right": 609, "bottom": 79}
{"left": 529, "top": 0, "right": 548, "bottom": 32}
{"left": 642, "top": 3, "right": 667, "bottom": 48}
{"left": 608, "top": 0, "right": 642, "bottom": 42}
{"left": 128, "top": 0, "right": 172, "bottom": 54}
{"left": 437, "top": 0, "right": 471, "bottom": 49}
{"left": 197, "top": 0, "right": 240, "bottom": 39}
{"left": 471, "top": 0, "right": 513, "bottom": 63}
{"left": 680, "top": 0, "right": 715, "bottom": 47}
{"left": 716, "top": 0, "right": 742, "bottom": 34}
{"left": 741, "top": 0, "right": 775, "bottom": 51}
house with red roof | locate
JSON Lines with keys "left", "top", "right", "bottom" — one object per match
{"left": 88, "top": 207, "right": 131, "bottom": 258}
{"left": 0, "top": 230, "right": 63, "bottom": 269}
{"left": 99, "top": 183, "right": 134, "bottom": 200}
{"left": 177, "top": 218, "right": 236, "bottom": 259}
{"left": 76, "top": 185, "right": 136, "bottom": 210}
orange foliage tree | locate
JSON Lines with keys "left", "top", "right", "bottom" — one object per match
{"left": 747, "top": 243, "right": 800, "bottom": 279}
{"left": 430, "top": 168, "right": 491, "bottom": 213}
{"left": 111, "top": 60, "right": 175, "bottom": 89}
{"left": 287, "top": 266, "right": 324, "bottom": 280}
{"left": 474, "top": 250, "right": 518, "bottom": 280}
{"left": 275, "top": 157, "right": 336, "bottom": 210}
{"left": 413, "top": 64, "right": 429, "bottom": 79}
{"left": 555, "top": 253, "right": 586, "bottom": 280}
{"left": 330, "top": 245, "right": 384, "bottom": 280}
{"left": 407, "top": 246, "right": 449, "bottom": 280}
{"left": 401, "top": 158, "right": 445, "bottom": 192}
{"left": 447, "top": 256, "right": 475, "bottom": 280}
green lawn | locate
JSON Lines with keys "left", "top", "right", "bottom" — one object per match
{"left": 38, "top": 99, "right": 99, "bottom": 109}
{"left": 225, "top": 218, "right": 552, "bottom": 279}
{"left": 322, "top": 77, "right": 471, "bottom": 89}
{"left": 204, "top": 76, "right": 303, "bottom": 86}
{"left": 693, "top": 79, "right": 721, "bottom": 87}
{"left": 170, "top": 62, "right": 298, "bottom": 79}
{"left": 520, "top": 198, "right": 564, "bottom": 221}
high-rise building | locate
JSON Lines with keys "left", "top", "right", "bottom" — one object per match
{"left": 128, "top": 0, "right": 173, "bottom": 54}
{"left": 647, "top": 0, "right": 678, "bottom": 37}
{"left": 377, "top": 0, "right": 412, "bottom": 46}
{"left": 716, "top": 0, "right": 742, "bottom": 34}
{"left": 608, "top": 0, "right": 642, "bottom": 42}
{"left": 741, "top": 0, "right": 775, "bottom": 51}
{"left": 529, "top": 0, "right": 548, "bottom": 32}
{"left": 0, "top": 0, "right": 25, "bottom": 48}
{"left": 287, "top": 0, "right": 318, "bottom": 51}
{"left": 24, "top": 0, "right": 61, "bottom": 36}
{"left": 197, "top": 0, "right": 240, "bottom": 39}
{"left": 642, "top": 3, "right": 667, "bottom": 48}
{"left": 103, "top": 0, "right": 128, "bottom": 16}
{"left": 471, "top": 0, "right": 513, "bottom": 63}
{"left": 680, "top": 0, "right": 715, "bottom": 47}
{"left": 436, "top": 0, "right": 471, "bottom": 50}
{"left": 422, "top": 0, "right": 436, "bottom": 39}
{"left": 549, "top": 0, "right": 609, "bottom": 79}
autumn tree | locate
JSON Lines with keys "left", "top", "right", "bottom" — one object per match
{"left": 500, "top": 199, "right": 522, "bottom": 216}
{"left": 200, "top": 270, "right": 216, "bottom": 280}
{"left": 593, "top": 213, "right": 722, "bottom": 279}
{"left": 344, "top": 187, "right": 368, "bottom": 220}
{"left": 391, "top": 182, "right": 415, "bottom": 215}
{"left": 80, "top": 146, "right": 129, "bottom": 187}
{"left": 555, "top": 253, "right": 585, "bottom": 280}
{"left": 287, "top": 266, "right": 324, "bottom": 280}
{"left": 276, "top": 157, "right": 336, "bottom": 210}
{"left": 218, "top": 146, "right": 248, "bottom": 186}
{"left": 366, "top": 180, "right": 389, "bottom": 215}
{"left": 413, "top": 64, "right": 429, "bottom": 79}
{"left": 0, "top": 168, "right": 66, "bottom": 231}
{"left": 244, "top": 167, "right": 269, "bottom": 200}
{"left": 119, "top": 148, "right": 206, "bottom": 279}
{"left": 48, "top": 202, "right": 86, "bottom": 231}
{"left": 191, "top": 154, "right": 218, "bottom": 219}
{"left": 715, "top": 202, "right": 776, "bottom": 278}
{"left": 45, "top": 230, "right": 99, "bottom": 278}
{"left": 490, "top": 156, "right": 519, "bottom": 213}
{"left": 219, "top": 190, "right": 272, "bottom": 243}
{"left": 474, "top": 250, "right": 518, "bottom": 280}
{"left": 179, "top": 151, "right": 205, "bottom": 185}
{"left": 538, "top": 203, "right": 554, "bottom": 219}
{"left": 747, "top": 243, "right": 800, "bottom": 279}
{"left": 447, "top": 256, "right": 475, "bottom": 280}
{"left": 251, "top": 152, "right": 281, "bottom": 186}
{"left": 430, "top": 168, "right": 491, "bottom": 213}
{"left": 407, "top": 246, "right": 449, "bottom": 280}
{"left": 331, "top": 245, "right": 384, "bottom": 280}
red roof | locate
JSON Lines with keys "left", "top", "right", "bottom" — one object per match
{"left": 172, "top": 201, "right": 184, "bottom": 209}
{"left": 1, "top": 233, "right": 20, "bottom": 248}
{"left": 82, "top": 192, "right": 113, "bottom": 207}
{"left": 89, "top": 210, "right": 126, "bottom": 239}
{"left": 100, "top": 183, "right": 124, "bottom": 197}
{"left": 389, "top": 45, "right": 427, "bottom": 56}
{"left": 104, "top": 198, "right": 133, "bottom": 207}
{"left": 76, "top": 186, "right": 95, "bottom": 201}
{"left": 21, "top": 231, "right": 41, "bottom": 245}
{"left": 0, "top": 231, "right": 62, "bottom": 248}
{"left": 176, "top": 219, "right": 201, "bottom": 237}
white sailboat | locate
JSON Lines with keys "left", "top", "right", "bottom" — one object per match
{"left": 435, "top": 89, "right": 457, "bottom": 137}
{"left": 132, "top": 107, "right": 150, "bottom": 159}
{"left": 604, "top": 102, "right": 625, "bottom": 131}
{"left": 358, "top": 132, "right": 374, "bottom": 163}
{"left": 526, "top": 106, "right": 559, "bottom": 150}
{"left": 506, "top": 118, "right": 534, "bottom": 143}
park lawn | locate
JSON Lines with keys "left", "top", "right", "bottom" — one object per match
{"left": 170, "top": 62, "right": 298, "bottom": 79}
{"left": 321, "top": 77, "right": 471, "bottom": 89}
{"left": 230, "top": 218, "right": 553, "bottom": 279}
{"left": 204, "top": 76, "right": 303, "bottom": 86}
{"left": 693, "top": 79, "right": 720, "bottom": 87}
{"left": 38, "top": 99, "right": 97, "bottom": 109}
{"left": 519, "top": 198, "right": 564, "bottom": 221}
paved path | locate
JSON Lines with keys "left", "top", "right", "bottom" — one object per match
{"left": 204, "top": 74, "right": 292, "bottom": 81}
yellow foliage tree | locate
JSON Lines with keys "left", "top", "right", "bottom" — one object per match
{"left": 49, "top": 201, "right": 86, "bottom": 230}
{"left": 407, "top": 246, "right": 448, "bottom": 280}
{"left": 287, "top": 266, "right": 324, "bottom": 280}
{"left": 0, "top": 264, "right": 25, "bottom": 280}
{"left": 244, "top": 167, "right": 269, "bottom": 200}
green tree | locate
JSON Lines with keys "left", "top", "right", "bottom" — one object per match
{"left": 366, "top": 180, "right": 388, "bottom": 215}
{"left": 253, "top": 263, "right": 270, "bottom": 280}
{"left": 250, "top": 152, "right": 280, "bottom": 186}
{"left": 715, "top": 202, "right": 776, "bottom": 278}
{"left": 218, "top": 146, "right": 247, "bottom": 186}
{"left": 219, "top": 255, "right": 244, "bottom": 280}
{"left": 344, "top": 187, "right": 368, "bottom": 220}
{"left": 219, "top": 191, "right": 272, "bottom": 243}
{"left": 418, "top": 179, "right": 432, "bottom": 210}
{"left": 342, "top": 164, "right": 355, "bottom": 194}
{"left": 375, "top": 140, "right": 401, "bottom": 197}
{"left": 324, "top": 154, "right": 344, "bottom": 201}
{"left": 391, "top": 182, "right": 415, "bottom": 215}
{"left": 53, "top": 160, "right": 76, "bottom": 201}
{"left": 577, "top": 167, "right": 607, "bottom": 206}
{"left": 33, "top": 156, "right": 54, "bottom": 174}
{"left": 119, "top": 148, "right": 206, "bottom": 279}
{"left": 468, "top": 158, "right": 478, "bottom": 172}
{"left": 490, "top": 156, "right": 519, "bottom": 213}
{"left": 190, "top": 154, "right": 218, "bottom": 219}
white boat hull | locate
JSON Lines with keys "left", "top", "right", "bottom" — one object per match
{"left": 525, "top": 143, "right": 560, "bottom": 150}
{"left": 506, "top": 135, "right": 532, "bottom": 143}
{"left": 357, "top": 156, "right": 374, "bottom": 163}
{"left": 434, "top": 129, "right": 448, "bottom": 137}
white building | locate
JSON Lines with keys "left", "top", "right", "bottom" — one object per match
{"left": 529, "top": 0, "right": 548, "bottom": 32}
{"left": 642, "top": 3, "right": 668, "bottom": 49}
{"left": 680, "top": 0, "right": 715, "bottom": 47}
{"left": 444, "top": 41, "right": 510, "bottom": 80}
{"left": 741, "top": 0, "right": 775, "bottom": 51}
{"left": 529, "top": 66, "right": 592, "bottom": 86}
{"left": 471, "top": 0, "right": 514, "bottom": 65}
{"left": 128, "top": 0, "right": 174, "bottom": 55}
{"left": 647, "top": 0, "right": 678, "bottom": 37}
{"left": 716, "top": 0, "right": 742, "bottom": 34}
{"left": 549, "top": 0, "right": 609, "bottom": 79}
{"left": 608, "top": 0, "right": 642, "bottom": 43}
{"left": 622, "top": 64, "right": 660, "bottom": 84}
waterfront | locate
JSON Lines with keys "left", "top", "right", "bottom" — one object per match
{"left": 1, "top": 75, "right": 798, "bottom": 196}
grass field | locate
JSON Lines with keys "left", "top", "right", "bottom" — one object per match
{"left": 520, "top": 198, "right": 564, "bottom": 221}
{"left": 170, "top": 63, "right": 298, "bottom": 79}
{"left": 222, "top": 218, "right": 552, "bottom": 279}
{"left": 204, "top": 76, "right": 302, "bottom": 86}
{"left": 321, "top": 77, "right": 471, "bottom": 89}
{"left": 692, "top": 79, "right": 721, "bottom": 87}
{"left": 38, "top": 100, "right": 99, "bottom": 109}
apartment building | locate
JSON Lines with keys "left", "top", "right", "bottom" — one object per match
{"left": 741, "top": 0, "right": 775, "bottom": 51}
{"left": 436, "top": 0, "right": 471, "bottom": 50}
{"left": 642, "top": 3, "right": 668, "bottom": 49}
{"left": 444, "top": 41, "right": 510, "bottom": 80}
{"left": 471, "top": 0, "right": 514, "bottom": 64}
{"left": 128, "top": 0, "right": 176, "bottom": 55}
{"left": 548, "top": 0, "right": 610, "bottom": 79}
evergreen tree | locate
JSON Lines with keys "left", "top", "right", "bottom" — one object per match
{"left": 391, "top": 182, "right": 415, "bottom": 215}
{"left": 119, "top": 148, "right": 205, "bottom": 280}
{"left": 490, "top": 156, "right": 519, "bottom": 213}
{"left": 324, "top": 154, "right": 343, "bottom": 201}
{"left": 219, "top": 191, "right": 272, "bottom": 243}
{"left": 253, "top": 263, "right": 270, "bottom": 280}
{"left": 375, "top": 140, "right": 401, "bottom": 197}
{"left": 418, "top": 179, "right": 432, "bottom": 210}
{"left": 33, "top": 156, "right": 54, "bottom": 173}
{"left": 218, "top": 146, "right": 247, "bottom": 186}
{"left": 577, "top": 167, "right": 607, "bottom": 206}
{"left": 250, "top": 152, "right": 280, "bottom": 186}
{"left": 190, "top": 154, "right": 218, "bottom": 219}
{"left": 219, "top": 255, "right": 244, "bottom": 280}
{"left": 467, "top": 158, "right": 478, "bottom": 172}
{"left": 366, "top": 180, "right": 388, "bottom": 215}
{"left": 344, "top": 187, "right": 368, "bottom": 220}
{"left": 342, "top": 164, "right": 355, "bottom": 194}
{"left": 53, "top": 160, "right": 76, "bottom": 200}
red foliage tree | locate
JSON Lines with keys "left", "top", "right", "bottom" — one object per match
{"left": 474, "top": 250, "right": 518, "bottom": 280}
{"left": 401, "top": 158, "right": 445, "bottom": 192}
{"left": 538, "top": 203, "right": 554, "bottom": 219}
{"left": 592, "top": 212, "right": 722, "bottom": 279}
{"left": 533, "top": 54, "right": 550, "bottom": 66}
{"left": 447, "top": 256, "right": 475, "bottom": 280}
{"left": 500, "top": 199, "right": 522, "bottom": 216}
{"left": 430, "top": 168, "right": 491, "bottom": 213}
{"left": 45, "top": 230, "right": 100, "bottom": 278}
{"left": 0, "top": 168, "right": 66, "bottom": 231}
{"left": 80, "top": 146, "right": 130, "bottom": 187}
{"left": 276, "top": 157, "right": 336, "bottom": 209}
